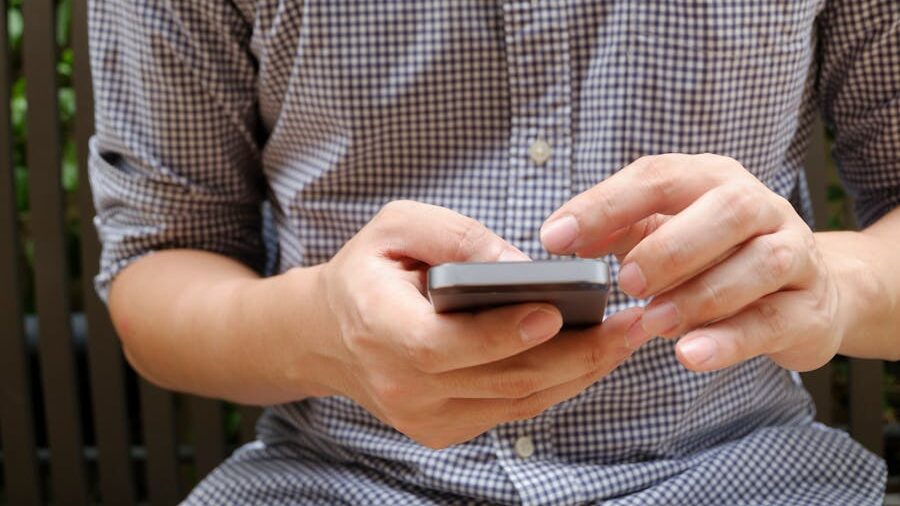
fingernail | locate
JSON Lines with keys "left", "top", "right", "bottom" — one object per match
{"left": 540, "top": 215, "right": 579, "bottom": 252}
{"left": 678, "top": 336, "right": 717, "bottom": 368}
{"left": 499, "top": 248, "right": 531, "bottom": 262}
{"left": 625, "top": 318, "right": 652, "bottom": 349}
{"left": 641, "top": 302, "right": 680, "bottom": 336}
{"left": 618, "top": 262, "right": 647, "bottom": 296}
{"left": 519, "top": 309, "right": 561, "bottom": 343}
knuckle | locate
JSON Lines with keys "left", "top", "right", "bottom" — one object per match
{"left": 341, "top": 297, "right": 382, "bottom": 352}
{"left": 700, "top": 153, "right": 743, "bottom": 174}
{"left": 759, "top": 237, "right": 795, "bottom": 283}
{"left": 510, "top": 398, "right": 547, "bottom": 421}
{"left": 582, "top": 344, "right": 607, "bottom": 372}
{"left": 468, "top": 316, "right": 500, "bottom": 354}
{"left": 371, "top": 375, "right": 408, "bottom": 407}
{"left": 372, "top": 200, "right": 416, "bottom": 236}
{"left": 806, "top": 298, "right": 832, "bottom": 337}
{"left": 801, "top": 230, "right": 818, "bottom": 253}
{"left": 493, "top": 371, "right": 541, "bottom": 399}
{"left": 753, "top": 301, "right": 786, "bottom": 338}
{"left": 697, "top": 277, "right": 727, "bottom": 315}
{"left": 657, "top": 236, "right": 689, "bottom": 272}
{"left": 642, "top": 156, "right": 676, "bottom": 201}
{"left": 798, "top": 232, "right": 821, "bottom": 278}
{"left": 374, "top": 202, "right": 399, "bottom": 224}
{"left": 577, "top": 192, "right": 616, "bottom": 232}
{"left": 730, "top": 320, "right": 765, "bottom": 362}
{"left": 634, "top": 154, "right": 658, "bottom": 167}
{"left": 452, "top": 216, "right": 492, "bottom": 259}
{"left": 564, "top": 190, "right": 615, "bottom": 241}
{"left": 718, "top": 184, "right": 759, "bottom": 231}
{"left": 343, "top": 327, "right": 375, "bottom": 357}
{"left": 772, "top": 193, "right": 797, "bottom": 217}
{"left": 355, "top": 292, "right": 383, "bottom": 333}
{"left": 705, "top": 153, "right": 737, "bottom": 167}
{"left": 599, "top": 194, "right": 619, "bottom": 226}
{"left": 380, "top": 199, "right": 414, "bottom": 216}
{"left": 808, "top": 286, "right": 837, "bottom": 332}
{"left": 658, "top": 152, "right": 685, "bottom": 164}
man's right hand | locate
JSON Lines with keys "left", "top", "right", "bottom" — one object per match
{"left": 307, "top": 201, "right": 650, "bottom": 449}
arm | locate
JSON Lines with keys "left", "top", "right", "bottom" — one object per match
{"left": 91, "top": 2, "right": 648, "bottom": 444}
{"left": 89, "top": 0, "right": 278, "bottom": 401}
{"left": 539, "top": 0, "right": 899, "bottom": 371}
{"left": 89, "top": 0, "right": 341, "bottom": 404}
{"left": 109, "top": 251, "right": 335, "bottom": 405}
{"left": 109, "top": 201, "right": 649, "bottom": 449}
{"left": 89, "top": 0, "right": 352, "bottom": 405}
{"left": 815, "top": 0, "right": 900, "bottom": 360}
{"left": 817, "top": 207, "right": 900, "bottom": 360}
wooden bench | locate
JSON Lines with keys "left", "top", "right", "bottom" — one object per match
{"left": 0, "top": 0, "right": 887, "bottom": 504}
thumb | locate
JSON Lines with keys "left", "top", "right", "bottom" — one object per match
{"left": 373, "top": 200, "right": 529, "bottom": 265}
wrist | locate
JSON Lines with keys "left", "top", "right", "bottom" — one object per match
{"left": 816, "top": 231, "right": 893, "bottom": 358}
{"left": 229, "top": 265, "right": 343, "bottom": 403}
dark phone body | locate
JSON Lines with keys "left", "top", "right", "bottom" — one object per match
{"left": 427, "top": 259, "right": 610, "bottom": 326}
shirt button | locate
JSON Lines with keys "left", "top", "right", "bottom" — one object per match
{"left": 514, "top": 436, "right": 535, "bottom": 459}
{"left": 528, "top": 138, "right": 552, "bottom": 165}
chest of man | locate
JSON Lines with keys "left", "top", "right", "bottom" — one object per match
{"left": 249, "top": 0, "right": 821, "bottom": 264}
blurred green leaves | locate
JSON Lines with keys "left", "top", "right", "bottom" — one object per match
{"left": 826, "top": 183, "right": 851, "bottom": 230}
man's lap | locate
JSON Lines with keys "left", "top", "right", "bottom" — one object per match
{"left": 184, "top": 424, "right": 885, "bottom": 505}
{"left": 182, "top": 440, "right": 471, "bottom": 505}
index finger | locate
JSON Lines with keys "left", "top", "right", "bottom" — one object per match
{"left": 374, "top": 200, "right": 530, "bottom": 264}
{"left": 540, "top": 154, "right": 742, "bottom": 255}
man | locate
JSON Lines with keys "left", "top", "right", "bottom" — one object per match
{"left": 89, "top": 1, "right": 896, "bottom": 504}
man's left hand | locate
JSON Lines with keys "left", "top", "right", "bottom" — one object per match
{"left": 540, "top": 153, "right": 846, "bottom": 372}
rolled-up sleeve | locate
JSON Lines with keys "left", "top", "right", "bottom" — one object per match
{"left": 88, "top": 0, "right": 264, "bottom": 301}
{"left": 817, "top": 0, "right": 900, "bottom": 228}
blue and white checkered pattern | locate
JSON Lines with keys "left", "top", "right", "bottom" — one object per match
{"left": 88, "top": 0, "right": 895, "bottom": 504}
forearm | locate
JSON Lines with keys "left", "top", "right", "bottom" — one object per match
{"left": 816, "top": 207, "right": 900, "bottom": 361}
{"left": 108, "top": 250, "right": 338, "bottom": 405}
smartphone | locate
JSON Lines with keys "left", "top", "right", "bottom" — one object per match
{"left": 427, "top": 259, "right": 609, "bottom": 326}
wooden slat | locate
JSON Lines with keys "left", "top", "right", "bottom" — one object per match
{"left": 804, "top": 117, "right": 830, "bottom": 231}
{"left": 801, "top": 366, "right": 834, "bottom": 425}
{"left": 189, "top": 397, "right": 225, "bottom": 480}
{"left": 22, "top": 0, "right": 89, "bottom": 503}
{"left": 849, "top": 359, "right": 884, "bottom": 456}
{"left": 239, "top": 406, "right": 262, "bottom": 444}
{"left": 805, "top": 110, "right": 880, "bottom": 450}
{"left": 801, "top": 115, "right": 837, "bottom": 425}
{"left": 0, "top": 2, "right": 44, "bottom": 503}
{"left": 70, "top": 0, "right": 138, "bottom": 503}
{"left": 139, "top": 380, "right": 181, "bottom": 506}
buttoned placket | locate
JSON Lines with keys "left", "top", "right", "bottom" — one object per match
{"left": 492, "top": 2, "right": 582, "bottom": 505}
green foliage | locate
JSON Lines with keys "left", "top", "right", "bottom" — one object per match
{"left": 224, "top": 403, "right": 242, "bottom": 444}
{"left": 7, "top": 1, "right": 23, "bottom": 47}
{"left": 11, "top": 78, "right": 27, "bottom": 210}
{"left": 826, "top": 183, "right": 849, "bottom": 230}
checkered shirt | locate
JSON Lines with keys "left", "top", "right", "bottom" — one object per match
{"left": 88, "top": 1, "right": 896, "bottom": 504}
